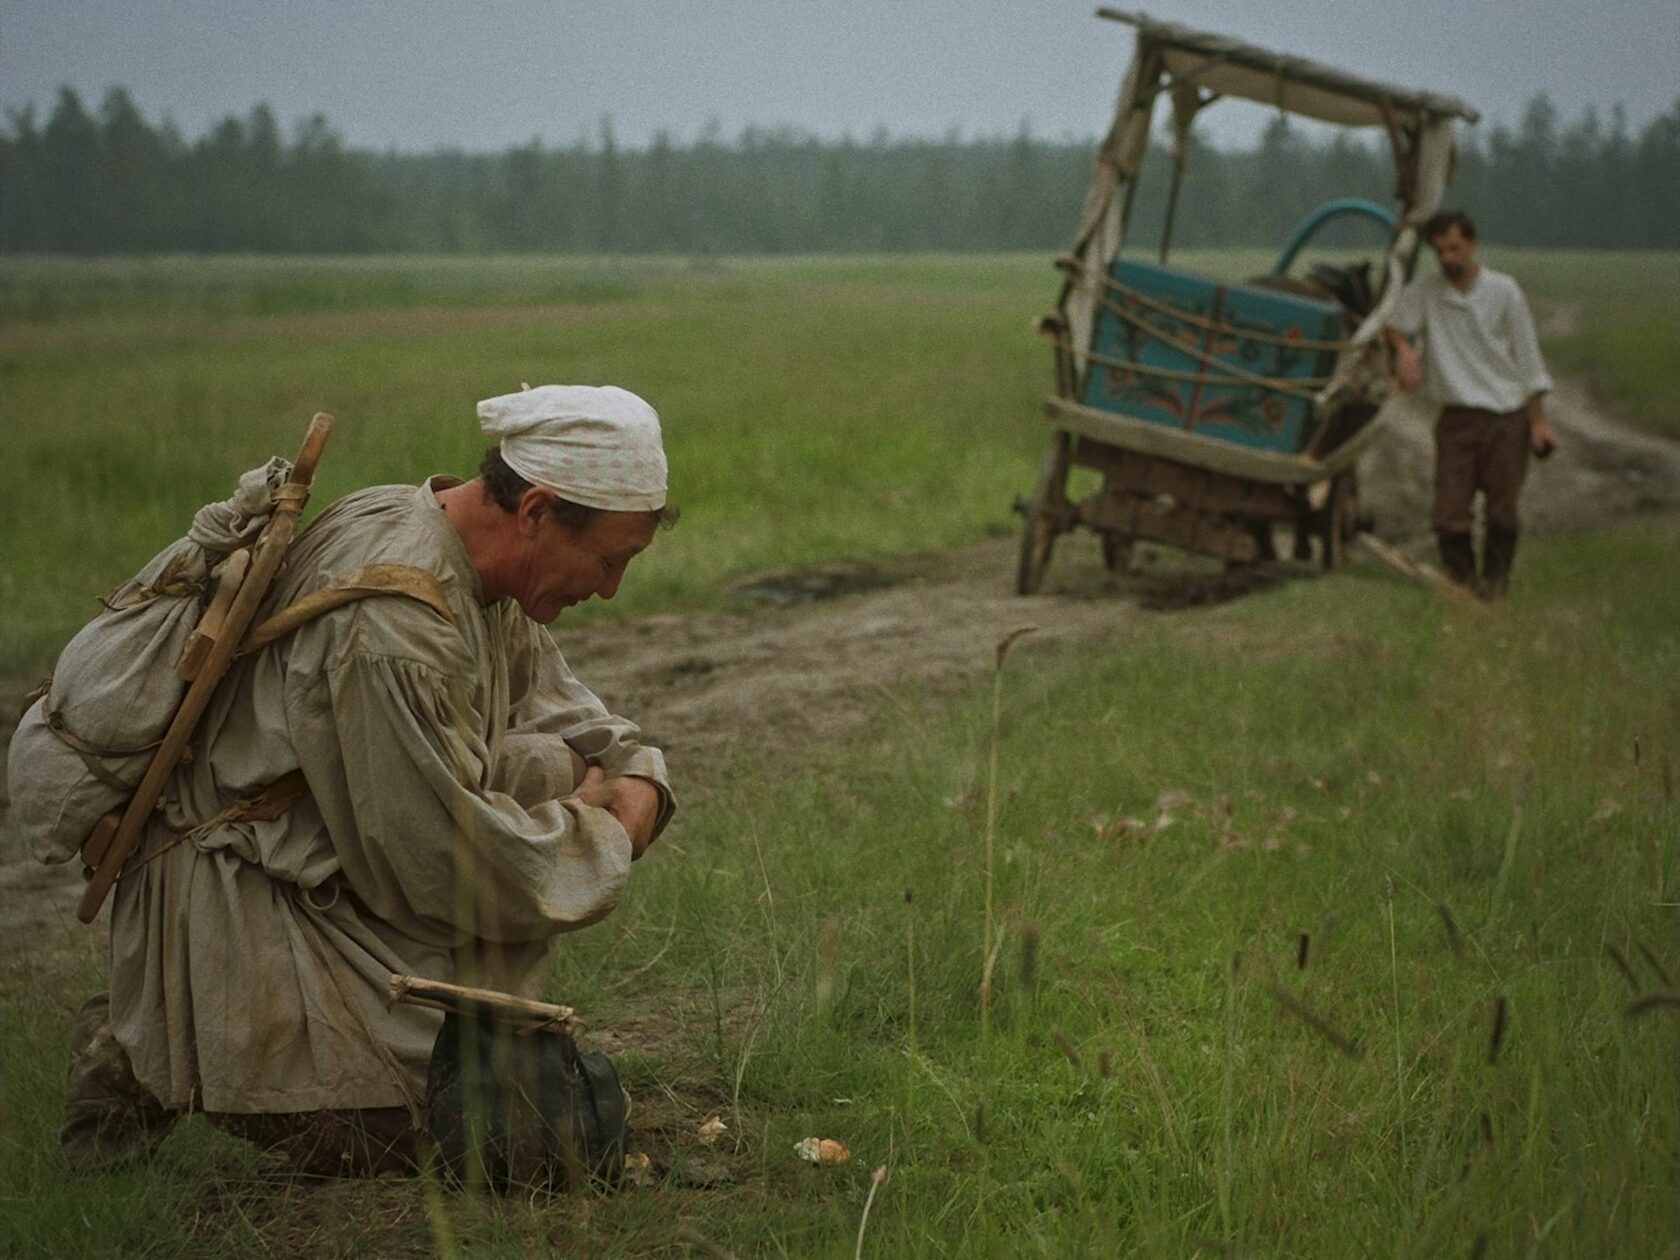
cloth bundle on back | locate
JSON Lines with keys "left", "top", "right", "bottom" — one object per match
{"left": 9, "top": 457, "right": 297, "bottom": 865}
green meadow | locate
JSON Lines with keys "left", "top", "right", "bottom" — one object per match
{"left": 1, "top": 252, "right": 1676, "bottom": 1256}
{"left": 1, "top": 252, "right": 1052, "bottom": 678}
{"left": 1520, "top": 251, "right": 1680, "bottom": 439}
{"left": 4, "top": 248, "right": 1674, "bottom": 678}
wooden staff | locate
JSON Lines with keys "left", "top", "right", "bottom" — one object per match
{"left": 77, "top": 413, "right": 334, "bottom": 922}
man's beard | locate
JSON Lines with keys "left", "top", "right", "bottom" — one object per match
{"left": 1441, "top": 261, "right": 1465, "bottom": 280}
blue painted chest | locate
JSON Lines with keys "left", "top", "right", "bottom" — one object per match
{"left": 1080, "top": 258, "right": 1345, "bottom": 454}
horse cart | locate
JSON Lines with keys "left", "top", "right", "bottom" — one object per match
{"left": 1015, "top": 9, "right": 1479, "bottom": 593}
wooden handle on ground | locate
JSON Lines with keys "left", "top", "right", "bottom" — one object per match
{"left": 77, "top": 413, "right": 335, "bottom": 922}
{"left": 1358, "top": 534, "right": 1487, "bottom": 610}
{"left": 389, "top": 973, "right": 577, "bottom": 1032}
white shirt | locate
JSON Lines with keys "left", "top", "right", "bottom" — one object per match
{"left": 1390, "top": 266, "right": 1552, "bottom": 413}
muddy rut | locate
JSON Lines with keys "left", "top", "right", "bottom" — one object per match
{"left": 4, "top": 378, "right": 1677, "bottom": 939}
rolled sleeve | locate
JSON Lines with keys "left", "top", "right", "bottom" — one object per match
{"left": 1505, "top": 287, "right": 1552, "bottom": 399}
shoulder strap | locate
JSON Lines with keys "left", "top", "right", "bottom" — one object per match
{"left": 71, "top": 564, "right": 454, "bottom": 894}
{"left": 237, "top": 563, "right": 454, "bottom": 658}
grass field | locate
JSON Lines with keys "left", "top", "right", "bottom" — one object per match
{"left": 1505, "top": 251, "right": 1680, "bottom": 440}
{"left": 0, "top": 252, "right": 1058, "bottom": 678}
{"left": 1, "top": 251, "right": 1676, "bottom": 1256}
{"left": 2, "top": 248, "right": 1673, "bottom": 679}
{"left": 3, "top": 520, "right": 1674, "bottom": 1256}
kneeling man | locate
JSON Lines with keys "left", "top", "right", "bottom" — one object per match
{"left": 63, "top": 385, "right": 675, "bottom": 1174}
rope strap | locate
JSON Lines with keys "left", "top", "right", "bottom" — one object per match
{"left": 45, "top": 709, "right": 162, "bottom": 793}
{"left": 1054, "top": 333, "right": 1331, "bottom": 401}
{"left": 19, "top": 678, "right": 51, "bottom": 719}
{"left": 118, "top": 769, "right": 312, "bottom": 874}
{"left": 272, "top": 482, "right": 312, "bottom": 509}
{"left": 1066, "top": 284, "right": 1334, "bottom": 401}
{"left": 1059, "top": 259, "right": 1354, "bottom": 353}
{"left": 100, "top": 552, "right": 205, "bottom": 611}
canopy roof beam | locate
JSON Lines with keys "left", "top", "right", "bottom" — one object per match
{"left": 1097, "top": 8, "right": 1480, "bottom": 128}
{"left": 1379, "top": 98, "right": 1422, "bottom": 204}
{"left": 1139, "top": 51, "right": 1230, "bottom": 103}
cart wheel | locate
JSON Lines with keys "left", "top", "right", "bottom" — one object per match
{"left": 1320, "top": 472, "right": 1359, "bottom": 569}
{"left": 1291, "top": 513, "right": 1313, "bottom": 562}
{"left": 1100, "top": 531, "right": 1132, "bottom": 573}
{"left": 1015, "top": 432, "right": 1071, "bottom": 595}
{"left": 1095, "top": 475, "right": 1133, "bottom": 573}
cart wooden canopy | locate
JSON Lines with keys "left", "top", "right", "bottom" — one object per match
{"left": 1011, "top": 10, "right": 1478, "bottom": 593}
{"left": 1096, "top": 8, "right": 1479, "bottom": 130}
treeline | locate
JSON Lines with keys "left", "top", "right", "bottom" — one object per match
{"left": 2, "top": 86, "right": 1676, "bottom": 255}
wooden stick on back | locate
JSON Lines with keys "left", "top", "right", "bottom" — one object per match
{"left": 77, "top": 413, "right": 334, "bottom": 922}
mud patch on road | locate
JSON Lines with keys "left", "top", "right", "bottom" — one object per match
{"left": 727, "top": 560, "right": 899, "bottom": 606}
{"left": 1129, "top": 561, "right": 1313, "bottom": 611}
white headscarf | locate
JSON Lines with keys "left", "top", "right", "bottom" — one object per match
{"left": 476, "top": 384, "right": 668, "bottom": 512}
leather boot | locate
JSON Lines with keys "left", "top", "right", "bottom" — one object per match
{"left": 1482, "top": 527, "right": 1518, "bottom": 600}
{"left": 1436, "top": 532, "right": 1477, "bottom": 589}
{"left": 60, "top": 993, "right": 179, "bottom": 1171}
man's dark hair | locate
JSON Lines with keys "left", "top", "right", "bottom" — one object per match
{"left": 478, "top": 446, "right": 678, "bottom": 529}
{"left": 1423, "top": 210, "right": 1477, "bottom": 243}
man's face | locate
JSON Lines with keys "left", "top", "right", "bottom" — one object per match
{"left": 1428, "top": 225, "right": 1477, "bottom": 283}
{"left": 514, "top": 506, "right": 658, "bottom": 623}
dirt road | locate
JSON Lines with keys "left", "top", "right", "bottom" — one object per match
{"left": 565, "top": 379, "right": 1680, "bottom": 768}
{"left": 3, "top": 378, "right": 1677, "bottom": 938}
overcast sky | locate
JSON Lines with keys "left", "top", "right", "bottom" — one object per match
{"left": 2, "top": 1, "right": 1675, "bottom": 151}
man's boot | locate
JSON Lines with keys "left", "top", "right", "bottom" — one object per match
{"left": 60, "top": 994, "right": 178, "bottom": 1170}
{"left": 1436, "top": 532, "right": 1477, "bottom": 589}
{"left": 1483, "top": 527, "right": 1518, "bottom": 600}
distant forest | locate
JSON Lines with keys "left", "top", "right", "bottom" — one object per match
{"left": 2, "top": 86, "right": 1676, "bottom": 255}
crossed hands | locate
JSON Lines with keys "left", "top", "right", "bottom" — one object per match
{"left": 569, "top": 759, "right": 661, "bottom": 859}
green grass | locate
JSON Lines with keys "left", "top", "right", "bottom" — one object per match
{"left": 0, "top": 253, "right": 1059, "bottom": 677}
{"left": 1484, "top": 249, "right": 1680, "bottom": 439}
{"left": 1, "top": 251, "right": 1676, "bottom": 1254}
{"left": 4, "top": 249, "right": 1672, "bottom": 681}
{"left": 4, "top": 520, "right": 1675, "bottom": 1256}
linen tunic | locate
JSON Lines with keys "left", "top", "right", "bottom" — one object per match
{"left": 1389, "top": 267, "right": 1552, "bottom": 413}
{"left": 108, "top": 478, "right": 673, "bottom": 1115}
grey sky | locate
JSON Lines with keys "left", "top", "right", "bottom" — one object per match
{"left": 2, "top": 1, "right": 1674, "bottom": 151}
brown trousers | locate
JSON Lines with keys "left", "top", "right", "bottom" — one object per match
{"left": 61, "top": 993, "right": 419, "bottom": 1177}
{"left": 1433, "top": 406, "right": 1531, "bottom": 535}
